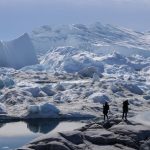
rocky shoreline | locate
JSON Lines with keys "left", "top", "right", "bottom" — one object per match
{"left": 18, "top": 118, "right": 150, "bottom": 150}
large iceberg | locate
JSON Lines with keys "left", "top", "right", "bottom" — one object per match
{"left": 0, "top": 33, "right": 38, "bottom": 69}
{"left": 26, "top": 103, "right": 60, "bottom": 118}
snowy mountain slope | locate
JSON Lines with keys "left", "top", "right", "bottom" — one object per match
{"left": 30, "top": 22, "right": 150, "bottom": 57}
{"left": 0, "top": 33, "right": 38, "bottom": 69}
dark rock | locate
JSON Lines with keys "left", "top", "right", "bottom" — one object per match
{"left": 29, "top": 141, "right": 70, "bottom": 150}
{"left": 84, "top": 129, "right": 115, "bottom": 145}
{"left": 19, "top": 119, "right": 150, "bottom": 150}
{"left": 140, "top": 139, "right": 150, "bottom": 150}
{"left": 59, "top": 131, "right": 83, "bottom": 145}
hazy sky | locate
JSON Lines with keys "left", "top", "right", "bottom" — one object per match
{"left": 0, "top": 0, "right": 150, "bottom": 40}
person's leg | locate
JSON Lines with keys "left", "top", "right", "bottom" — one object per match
{"left": 125, "top": 112, "right": 127, "bottom": 120}
{"left": 122, "top": 112, "right": 124, "bottom": 119}
{"left": 106, "top": 113, "right": 108, "bottom": 120}
{"left": 104, "top": 114, "right": 105, "bottom": 121}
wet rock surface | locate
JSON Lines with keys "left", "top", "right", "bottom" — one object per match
{"left": 18, "top": 119, "right": 150, "bottom": 150}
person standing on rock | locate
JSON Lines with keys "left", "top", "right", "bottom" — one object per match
{"left": 103, "top": 102, "right": 109, "bottom": 121}
{"left": 122, "top": 100, "right": 129, "bottom": 120}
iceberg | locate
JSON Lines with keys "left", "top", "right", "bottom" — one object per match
{"left": 0, "top": 33, "right": 38, "bottom": 69}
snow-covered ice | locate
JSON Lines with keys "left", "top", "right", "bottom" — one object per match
{"left": 0, "top": 33, "right": 38, "bottom": 69}
{"left": 132, "top": 111, "right": 150, "bottom": 126}
{"left": 0, "top": 22, "right": 149, "bottom": 123}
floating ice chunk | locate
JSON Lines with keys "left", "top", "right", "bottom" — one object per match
{"left": 38, "top": 91, "right": 47, "bottom": 97}
{"left": 40, "top": 103, "right": 60, "bottom": 114}
{"left": 26, "top": 87, "right": 41, "bottom": 97}
{"left": 111, "top": 84, "right": 122, "bottom": 93}
{"left": 41, "top": 85, "right": 56, "bottom": 96}
{"left": 88, "top": 93, "right": 111, "bottom": 104}
{"left": 3, "top": 77, "right": 15, "bottom": 88}
{"left": 128, "top": 99, "right": 143, "bottom": 106}
{"left": 79, "top": 66, "right": 103, "bottom": 78}
{"left": 92, "top": 73, "right": 100, "bottom": 83}
{"left": 0, "top": 79, "right": 4, "bottom": 89}
{"left": 84, "top": 90, "right": 94, "bottom": 98}
{"left": 28, "top": 105, "right": 40, "bottom": 114}
{"left": 143, "top": 95, "right": 150, "bottom": 100}
{"left": 0, "top": 103, "right": 7, "bottom": 114}
{"left": 0, "top": 33, "right": 38, "bottom": 69}
{"left": 55, "top": 83, "right": 65, "bottom": 91}
{"left": 27, "top": 103, "right": 60, "bottom": 118}
{"left": 123, "top": 83, "right": 144, "bottom": 95}
{"left": 21, "top": 64, "right": 45, "bottom": 72}
{"left": 53, "top": 93, "right": 64, "bottom": 103}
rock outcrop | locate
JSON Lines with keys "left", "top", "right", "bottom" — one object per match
{"left": 18, "top": 119, "right": 150, "bottom": 150}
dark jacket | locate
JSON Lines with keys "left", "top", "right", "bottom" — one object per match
{"left": 123, "top": 100, "right": 129, "bottom": 113}
{"left": 103, "top": 103, "right": 109, "bottom": 114}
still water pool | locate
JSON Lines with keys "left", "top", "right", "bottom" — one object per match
{"left": 0, "top": 120, "right": 86, "bottom": 150}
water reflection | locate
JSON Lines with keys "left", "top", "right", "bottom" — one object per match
{"left": 26, "top": 120, "right": 59, "bottom": 134}
{"left": 0, "top": 120, "right": 86, "bottom": 149}
{"left": 0, "top": 123, "right": 4, "bottom": 128}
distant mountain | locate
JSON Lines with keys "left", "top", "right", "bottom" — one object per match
{"left": 0, "top": 33, "right": 38, "bottom": 69}
{"left": 30, "top": 22, "right": 150, "bottom": 57}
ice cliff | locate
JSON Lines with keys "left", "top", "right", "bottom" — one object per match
{"left": 0, "top": 33, "right": 38, "bottom": 69}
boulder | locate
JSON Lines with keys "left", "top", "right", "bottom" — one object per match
{"left": 19, "top": 119, "right": 150, "bottom": 150}
{"left": 59, "top": 131, "right": 83, "bottom": 145}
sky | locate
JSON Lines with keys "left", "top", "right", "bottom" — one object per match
{"left": 0, "top": 0, "right": 150, "bottom": 40}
